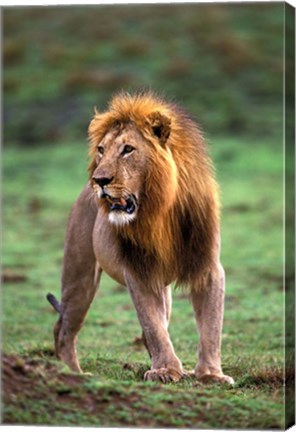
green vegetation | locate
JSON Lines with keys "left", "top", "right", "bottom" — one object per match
{"left": 2, "top": 137, "right": 287, "bottom": 428}
{"left": 3, "top": 3, "right": 284, "bottom": 145}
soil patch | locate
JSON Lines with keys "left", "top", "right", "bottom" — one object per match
{"left": 2, "top": 269, "right": 27, "bottom": 283}
{"left": 2, "top": 354, "right": 171, "bottom": 427}
{"left": 3, "top": 354, "right": 85, "bottom": 403}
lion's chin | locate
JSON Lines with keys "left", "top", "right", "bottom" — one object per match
{"left": 98, "top": 191, "right": 137, "bottom": 226}
{"left": 108, "top": 210, "right": 136, "bottom": 226}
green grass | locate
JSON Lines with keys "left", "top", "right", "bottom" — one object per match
{"left": 3, "top": 4, "right": 284, "bottom": 143}
{"left": 2, "top": 137, "right": 287, "bottom": 428}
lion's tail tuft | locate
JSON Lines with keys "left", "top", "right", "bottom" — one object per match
{"left": 46, "top": 293, "right": 62, "bottom": 314}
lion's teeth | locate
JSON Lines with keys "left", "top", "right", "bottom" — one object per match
{"left": 102, "top": 194, "right": 130, "bottom": 211}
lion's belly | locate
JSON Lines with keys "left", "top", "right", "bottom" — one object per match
{"left": 92, "top": 211, "right": 126, "bottom": 286}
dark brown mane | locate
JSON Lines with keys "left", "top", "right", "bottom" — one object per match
{"left": 88, "top": 91, "right": 220, "bottom": 290}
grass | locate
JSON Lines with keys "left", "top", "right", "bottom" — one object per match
{"left": 2, "top": 136, "right": 289, "bottom": 428}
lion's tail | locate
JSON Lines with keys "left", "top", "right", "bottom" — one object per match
{"left": 46, "top": 293, "right": 62, "bottom": 314}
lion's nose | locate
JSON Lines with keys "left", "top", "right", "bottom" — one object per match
{"left": 92, "top": 176, "right": 114, "bottom": 188}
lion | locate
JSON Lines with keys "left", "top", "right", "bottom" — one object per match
{"left": 47, "top": 91, "right": 234, "bottom": 384}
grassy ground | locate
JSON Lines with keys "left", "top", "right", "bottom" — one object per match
{"left": 2, "top": 137, "right": 287, "bottom": 428}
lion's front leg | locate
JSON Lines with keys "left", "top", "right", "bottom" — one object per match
{"left": 139, "top": 284, "right": 172, "bottom": 357}
{"left": 126, "top": 273, "right": 184, "bottom": 383}
{"left": 191, "top": 264, "right": 234, "bottom": 385}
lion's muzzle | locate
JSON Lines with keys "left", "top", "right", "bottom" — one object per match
{"left": 92, "top": 176, "right": 114, "bottom": 188}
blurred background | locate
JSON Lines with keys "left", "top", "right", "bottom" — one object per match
{"left": 3, "top": 3, "right": 284, "bottom": 145}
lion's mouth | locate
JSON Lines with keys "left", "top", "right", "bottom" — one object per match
{"left": 102, "top": 192, "right": 137, "bottom": 215}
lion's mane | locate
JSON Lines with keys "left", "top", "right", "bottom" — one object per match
{"left": 88, "top": 92, "right": 220, "bottom": 290}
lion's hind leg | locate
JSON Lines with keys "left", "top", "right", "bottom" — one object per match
{"left": 48, "top": 184, "right": 101, "bottom": 373}
{"left": 52, "top": 261, "right": 102, "bottom": 373}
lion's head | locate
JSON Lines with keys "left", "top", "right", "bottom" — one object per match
{"left": 88, "top": 95, "right": 178, "bottom": 228}
{"left": 88, "top": 91, "right": 220, "bottom": 288}
{"left": 90, "top": 123, "right": 146, "bottom": 226}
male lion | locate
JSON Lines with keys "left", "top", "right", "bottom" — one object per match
{"left": 47, "top": 91, "right": 234, "bottom": 384}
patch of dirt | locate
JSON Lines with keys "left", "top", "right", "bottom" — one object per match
{"left": 112, "top": 284, "right": 126, "bottom": 293}
{"left": 131, "top": 335, "right": 147, "bottom": 352}
{"left": 259, "top": 272, "right": 294, "bottom": 292}
{"left": 27, "top": 197, "right": 43, "bottom": 214}
{"left": 226, "top": 199, "right": 272, "bottom": 214}
{"left": 27, "top": 347, "right": 56, "bottom": 358}
{"left": 122, "top": 361, "right": 149, "bottom": 380}
{"left": 2, "top": 269, "right": 27, "bottom": 283}
{"left": 226, "top": 203, "right": 252, "bottom": 213}
{"left": 132, "top": 335, "right": 145, "bottom": 346}
{"left": 225, "top": 295, "right": 240, "bottom": 306}
{"left": 241, "top": 366, "right": 294, "bottom": 389}
{"left": 2, "top": 354, "right": 156, "bottom": 426}
{"left": 120, "top": 303, "right": 134, "bottom": 311}
{"left": 2, "top": 354, "right": 85, "bottom": 404}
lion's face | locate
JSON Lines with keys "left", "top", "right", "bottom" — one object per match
{"left": 91, "top": 123, "right": 149, "bottom": 226}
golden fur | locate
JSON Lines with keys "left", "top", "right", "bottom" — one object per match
{"left": 48, "top": 91, "right": 234, "bottom": 384}
{"left": 88, "top": 91, "right": 220, "bottom": 290}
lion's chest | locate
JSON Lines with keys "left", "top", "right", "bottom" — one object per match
{"left": 93, "top": 212, "right": 126, "bottom": 285}
{"left": 93, "top": 210, "right": 175, "bottom": 287}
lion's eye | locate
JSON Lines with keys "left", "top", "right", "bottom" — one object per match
{"left": 98, "top": 146, "right": 104, "bottom": 155}
{"left": 122, "top": 145, "right": 135, "bottom": 155}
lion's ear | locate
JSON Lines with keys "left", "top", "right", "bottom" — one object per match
{"left": 148, "top": 111, "right": 171, "bottom": 146}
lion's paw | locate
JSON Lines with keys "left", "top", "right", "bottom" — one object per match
{"left": 196, "top": 373, "right": 234, "bottom": 385}
{"left": 144, "top": 368, "right": 185, "bottom": 383}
